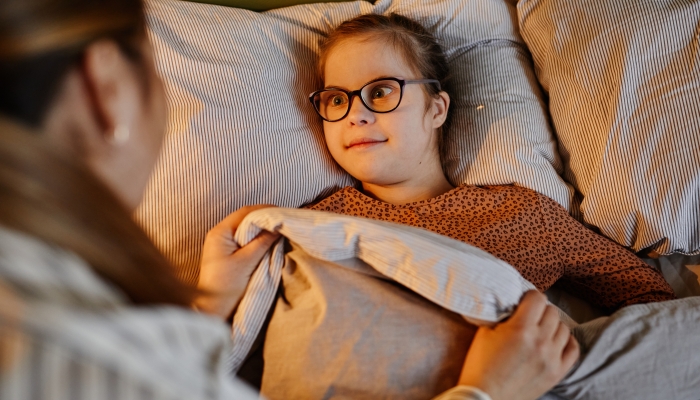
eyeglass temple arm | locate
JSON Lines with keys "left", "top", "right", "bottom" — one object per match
{"left": 404, "top": 79, "right": 441, "bottom": 91}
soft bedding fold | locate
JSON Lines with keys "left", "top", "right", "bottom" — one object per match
{"left": 555, "top": 297, "right": 700, "bottom": 400}
{"left": 228, "top": 207, "right": 535, "bottom": 373}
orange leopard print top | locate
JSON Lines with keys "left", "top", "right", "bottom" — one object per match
{"left": 306, "top": 185, "right": 675, "bottom": 311}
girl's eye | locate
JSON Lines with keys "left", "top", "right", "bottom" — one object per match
{"left": 327, "top": 94, "right": 347, "bottom": 107}
{"left": 371, "top": 86, "right": 393, "bottom": 99}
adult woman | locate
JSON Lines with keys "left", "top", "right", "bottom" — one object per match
{"left": 0, "top": 1, "right": 577, "bottom": 399}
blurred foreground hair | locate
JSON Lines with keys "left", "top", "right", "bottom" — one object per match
{"left": 0, "top": 0, "right": 196, "bottom": 307}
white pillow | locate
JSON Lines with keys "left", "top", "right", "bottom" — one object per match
{"left": 518, "top": 0, "right": 700, "bottom": 255}
{"left": 137, "top": 0, "right": 572, "bottom": 282}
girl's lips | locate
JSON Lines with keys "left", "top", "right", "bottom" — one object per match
{"left": 346, "top": 138, "right": 387, "bottom": 149}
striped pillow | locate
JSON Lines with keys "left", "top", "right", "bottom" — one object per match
{"left": 518, "top": 0, "right": 700, "bottom": 255}
{"left": 137, "top": 0, "right": 572, "bottom": 282}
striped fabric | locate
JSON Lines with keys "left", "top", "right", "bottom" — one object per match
{"left": 0, "top": 225, "right": 503, "bottom": 400}
{"left": 136, "top": 0, "right": 573, "bottom": 284}
{"left": 136, "top": 0, "right": 362, "bottom": 284}
{"left": 227, "top": 207, "right": 535, "bottom": 373}
{"left": 0, "top": 227, "right": 259, "bottom": 400}
{"left": 518, "top": 0, "right": 700, "bottom": 255}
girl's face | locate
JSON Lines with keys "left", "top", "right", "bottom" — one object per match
{"left": 322, "top": 37, "right": 449, "bottom": 187}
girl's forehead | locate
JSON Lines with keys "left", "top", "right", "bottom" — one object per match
{"left": 323, "top": 37, "right": 415, "bottom": 88}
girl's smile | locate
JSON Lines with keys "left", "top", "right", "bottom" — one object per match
{"left": 347, "top": 137, "right": 388, "bottom": 149}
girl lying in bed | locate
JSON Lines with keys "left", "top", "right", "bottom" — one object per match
{"left": 305, "top": 13, "right": 675, "bottom": 313}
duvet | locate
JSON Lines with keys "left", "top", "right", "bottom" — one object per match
{"left": 230, "top": 208, "right": 700, "bottom": 400}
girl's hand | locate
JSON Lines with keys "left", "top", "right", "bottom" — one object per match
{"left": 193, "top": 205, "right": 280, "bottom": 320}
{"left": 457, "top": 290, "right": 580, "bottom": 400}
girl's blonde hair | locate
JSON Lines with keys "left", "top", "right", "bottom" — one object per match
{"left": 318, "top": 13, "right": 453, "bottom": 158}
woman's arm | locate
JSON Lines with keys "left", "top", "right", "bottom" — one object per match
{"left": 536, "top": 195, "right": 675, "bottom": 311}
{"left": 193, "top": 205, "right": 280, "bottom": 320}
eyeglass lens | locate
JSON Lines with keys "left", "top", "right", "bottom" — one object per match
{"left": 313, "top": 79, "right": 402, "bottom": 122}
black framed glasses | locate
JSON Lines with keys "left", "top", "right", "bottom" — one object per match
{"left": 308, "top": 77, "right": 441, "bottom": 122}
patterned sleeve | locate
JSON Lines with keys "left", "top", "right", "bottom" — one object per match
{"left": 535, "top": 194, "right": 675, "bottom": 311}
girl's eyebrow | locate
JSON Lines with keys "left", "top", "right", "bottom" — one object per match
{"left": 323, "top": 84, "right": 348, "bottom": 91}
{"left": 323, "top": 75, "right": 402, "bottom": 91}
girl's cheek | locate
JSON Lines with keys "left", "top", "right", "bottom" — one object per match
{"left": 323, "top": 126, "right": 341, "bottom": 150}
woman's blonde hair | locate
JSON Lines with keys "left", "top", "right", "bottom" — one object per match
{"left": 0, "top": 0, "right": 196, "bottom": 306}
{"left": 318, "top": 13, "right": 453, "bottom": 159}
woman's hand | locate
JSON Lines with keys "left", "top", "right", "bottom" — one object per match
{"left": 193, "top": 205, "right": 280, "bottom": 320}
{"left": 458, "top": 290, "right": 580, "bottom": 400}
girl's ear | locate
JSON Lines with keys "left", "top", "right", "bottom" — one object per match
{"left": 430, "top": 91, "right": 450, "bottom": 129}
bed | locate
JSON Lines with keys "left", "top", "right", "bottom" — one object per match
{"left": 134, "top": 0, "right": 700, "bottom": 398}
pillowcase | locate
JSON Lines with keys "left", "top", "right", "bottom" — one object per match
{"left": 138, "top": 0, "right": 360, "bottom": 283}
{"left": 137, "top": 0, "right": 573, "bottom": 283}
{"left": 518, "top": 0, "right": 700, "bottom": 255}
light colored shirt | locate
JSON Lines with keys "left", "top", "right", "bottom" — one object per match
{"left": 0, "top": 226, "right": 257, "bottom": 400}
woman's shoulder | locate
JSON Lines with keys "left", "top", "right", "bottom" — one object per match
{"left": 0, "top": 304, "right": 255, "bottom": 399}
{"left": 0, "top": 224, "right": 221, "bottom": 337}
{"left": 0, "top": 225, "right": 227, "bottom": 338}
{"left": 0, "top": 225, "right": 256, "bottom": 399}
{"left": 0, "top": 225, "right": 127, "bottom": 307}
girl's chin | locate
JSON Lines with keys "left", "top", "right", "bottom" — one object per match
{"left": 352, "top": 174, "right": 401, "bottom": 187}
{"left": 346, "top": 167, "right": 380, "bottom": 180}
{"left": 341, "top": 161, "right": 401, "bottom": 185}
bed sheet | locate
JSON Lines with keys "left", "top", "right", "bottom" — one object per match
{"left": 643, "top": 254, "right": 700, "bottom": 299}
{"left": 548, "top": 253, "right": 700, "bottom": 324}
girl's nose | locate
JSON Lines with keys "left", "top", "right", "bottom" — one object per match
{"left": 346, "top": 95, "right": 375, "bottom": 126}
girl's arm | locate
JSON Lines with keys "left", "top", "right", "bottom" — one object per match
{"left": 536, "top": 195, "right": 675, "bottom": 311}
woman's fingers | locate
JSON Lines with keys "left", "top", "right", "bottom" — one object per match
{"left": 219, "top": 204, "right": 276, "bottom": 226}
{"left": 227, "top": 231, "right": 281, "bottom": 270}
{"left": 539, "top": 304, "right": 562, "bottom": 338}
{"left": 561, "top": 334, "right": 581, "bottom": 370}
{"left": 552, "top": 322, "right": 571, "bottom": 350}
{"left": 247, "top": 230, "right": 281, "bottom": 252}
{"left": 195, "top": 230, "right": 279, "bottom": 319}
{"left": 210, "top": 204, "right": 276, "bottom": 241}
{"left": 510, "top": 290, "right": 548, "bottom": 327}
{"left": 202, "top": 204, "right": 277, "bottom": 261}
